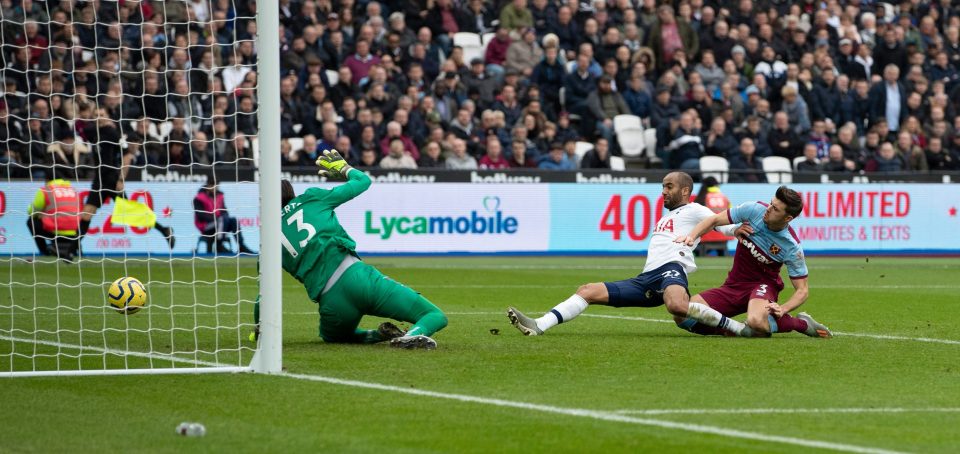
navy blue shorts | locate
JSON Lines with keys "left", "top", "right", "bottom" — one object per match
{"left": 604, "top": 262, "right": 689, "bottom": 308}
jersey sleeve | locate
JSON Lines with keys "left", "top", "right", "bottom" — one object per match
{"left": 715, "top": 223, "right": 738, "bottom": 236}
{"left": 728, "top": 201, "right": 765, "bottom": 225}
{"left": 300, "top": 170, "right": 372, "bottom": 209}
{"left": 785, "top": 245, "right": 809, "bottom": 279}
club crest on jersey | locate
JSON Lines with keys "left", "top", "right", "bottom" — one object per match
{"left": 769, "top": 244, "right": 781, "bottom": 255}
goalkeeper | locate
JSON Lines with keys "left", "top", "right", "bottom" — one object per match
{"left": 270, "top": 149, "right": 447, "bottom": 349}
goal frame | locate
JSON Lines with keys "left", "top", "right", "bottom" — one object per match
{"left": 0, "top": 2, "right": 282, "bottom": 378}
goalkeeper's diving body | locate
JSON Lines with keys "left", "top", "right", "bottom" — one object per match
{"left": 273, "top": 150, "right": 447, "bottom": 349}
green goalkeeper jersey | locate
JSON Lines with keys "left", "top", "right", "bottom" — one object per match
{"left": 280, "top": 170, "right": 372, "bottom": 299}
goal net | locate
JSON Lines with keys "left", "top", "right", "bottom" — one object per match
{"left": 0, "top": 0, "right": 282, "bottom": 376}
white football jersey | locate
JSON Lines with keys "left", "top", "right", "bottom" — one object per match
{"left": 642, "top": 202, "right": 716, "bottom": 275}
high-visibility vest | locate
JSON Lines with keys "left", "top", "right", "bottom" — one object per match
{"left": 40, "top": 180, "right": 82, "bottom": 233}
{"left": 702, "top": 187, "right": 733, "bottom": 242}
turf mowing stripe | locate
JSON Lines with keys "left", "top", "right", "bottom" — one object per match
{"left": 280, "top": 372, "right": 904, "bottom": 454}
{"left": 614, "top": 408, "right": 960, "bottom": 415}
{"left": 445, "top": 312, "right": 960, "bottom": 345}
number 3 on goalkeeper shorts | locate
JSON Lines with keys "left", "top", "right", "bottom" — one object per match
{"left": 280, "top": 209, "right": 316, "bottom": 257}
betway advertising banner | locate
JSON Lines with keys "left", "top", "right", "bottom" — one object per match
{"left": 0, "top": 182, "right": 957, "bottom": 255}
{"left": 0, "top": 182, "right": 262, "bottom": 255}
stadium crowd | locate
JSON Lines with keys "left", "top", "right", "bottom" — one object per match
{"left": 3, "top": 0, "right": 960, "bottom": 180}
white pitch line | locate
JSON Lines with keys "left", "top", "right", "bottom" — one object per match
{"left": 614, "top": 408, "right": 960, "bottom": 416}
{"left": 0, "top": 334, "right": 231, "bottom": 368}
{"left": 410, "top": 284, "right": 960, "bottom": 289}
{"left": 281, "top": 372, "right": 904, "bottom": 454}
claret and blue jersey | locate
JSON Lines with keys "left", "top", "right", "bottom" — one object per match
{"left": 725, "top": 201, "right": 809, "bottom": 290}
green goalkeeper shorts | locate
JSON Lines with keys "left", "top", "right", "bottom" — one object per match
{"left": 316, "top": 261, "right": 441, "bottom": 342}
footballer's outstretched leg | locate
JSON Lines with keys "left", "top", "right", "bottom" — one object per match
{"left": 797, "top": 312, "right": 833, "bottom": 338}
{"left": 507, "top": 307, "right": 543, "bottom": 336}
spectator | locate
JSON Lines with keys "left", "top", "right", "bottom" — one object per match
{"left": 666, "top": 111, "right": 703, "bottom": 171}
{"left": 768, "top": 111, "right": 804, "bottom": 159}
{"left": 461, "top": 0, "right": 496, "bottom": 35}
{"left": 704, "top": 117, "right": 738, "bottom": 159}
{"left": 694, "top": 50, "right": 724, "bottom": 93}
{"left": 463, "top": 57, "right": 498, "bottom": 109}
{"left": 729, "top": 137, "right": 765, "bottom": 183}
{"left": 622, "top": 75, "right": 653, "bottom": 120}
{"left": 650, "top": 85, "right": 681, "bottom": 128}
{"left": 808, "top": 119, "right": 831, "bottom": 160}
{"left": 927, "top": 137, "right": 958, "bottom": 170}
{"left": 864, "top": 142, "right": 905, "bottom": 172}
{"left": 479, "top": 137, "right": 511, "bottom": 169}
{"left": 586, "top": 75, "right": 630, "bottom": 141}
{"left": 822, "top": 144, "right": 857, "bottom": 173}
{"left": 484, "top": 26, "right": 512, "bottom": 79}
{"left": 505, "top": 28, "right": 543, "bottom": 78}
{"left": 379, "top": 121, "right": 420, "bottom": 160}
{"left": 647, "top": 5, "right": 699, "bottom": 72}
{"left": 563, "top": 53, "right": 596, "bottom": 114}
{"left": 533, "top": 46, "right": 565, "bottom": 117}
{"left": 538, "top": 141, "right": 575, "bottom": 170}
{"left": 894, "top": 131, "right": 928, "bottom": 172}
{"left": 581, "top": 137, "right": 612, "bottom": 169}
{"left": 418, "top": 141, "right": 445, "bottom": 168}
{"left": 781, "top": 85, "right": 811, "bottom": 135}
{"left": 499, "top": 0, "right": 534, "bottom": 33}
{"left": 446, "top": 139, "right": 478, "bottom": 169}
{"left": 380, "top": 138, "right": 419, "bottom": 169}
{"left": 344, "top": 39, "right": 380, "bottom": 85}
{"left": 508, "top": 140, "right": 536, "bottom": 168}
{"left": 796, "top": 144, "right": 823, "bottom": 173}
{"left": 359, "top": 148, "right": 380, "bottom": 168}
{"left": 869, "top": 64, "right": 908, "bottom": 133}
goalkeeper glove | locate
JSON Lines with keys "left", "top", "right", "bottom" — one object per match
{"left": 315, "top": 149, "right": 352, "bottom": 179}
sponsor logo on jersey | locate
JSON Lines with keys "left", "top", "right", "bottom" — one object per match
{"left": 740, "top": 237, "right": 774, "bottom": 265}
{"left": 769, "top": 244, "right": 781, "bottom": 255}
{"left": 365, "top": 197, "right": 519, "bottom": 239}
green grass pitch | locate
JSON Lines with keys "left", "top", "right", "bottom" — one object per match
{"left": 1, "top": 256, "right": 959, "bottom": 453}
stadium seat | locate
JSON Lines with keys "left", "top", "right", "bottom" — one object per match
{"left": 613, "top": 115, "right": 642, "bottom": 134}
{"left": 574, "top": 141, "right": 593, "bottom": 164}
{"left": 156, "top": 121, "right": 173, "bottom": 140}
{"left": 879, "top": 2, "right": 896, "bottom": 23}
{"left": 454, "top": 32, "right": 484, "bottom": 63}
{"left": 793, "top": 156, "right": 813, "bottom": 171}
{"left": 609, "top": 155, "right": 626, "bottom": 171}
{"left": 616, "top": 128, "right": 645, "bottom": 157}
{"left": 699, "top": 156, "right": 729, "bottom": 183}
{"left": 325, "top": 69, "right": 339, "bottom": 86}
{"left": 481, "top": 32, "right": 495, "bottom": 46}
{"left": 287, "top": 137, "right": 304, "bottom": 153}
{"left": 643, "top": 128, "right": 660, "bottom": 166}
{"left": 763, "top": 156, "right": 793, "bottom": 183}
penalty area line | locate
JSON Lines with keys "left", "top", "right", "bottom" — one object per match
{"left": 281, "top": 371, "right": 904, "bottom": 454}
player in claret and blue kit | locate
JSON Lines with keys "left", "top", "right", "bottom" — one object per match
{"left": 507, "top": 172, "right": 753, "bottom": 337}
{"left": 677, "top": 185, "right": 832, "bottom": 338}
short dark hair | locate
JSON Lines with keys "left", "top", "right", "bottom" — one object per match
{"left": 775, "top": 185, "right": 803, "bottom": 218}
{"left": 674, "top": 172, "right": 694, "bottom": 195}
{"left": 281, "top": 179, "right": 296, "bottom": 206}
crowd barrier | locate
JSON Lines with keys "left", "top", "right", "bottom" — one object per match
{"left": 2, "top": 180, "right": 957, "bottom": 255}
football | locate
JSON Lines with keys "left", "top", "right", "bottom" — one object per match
{"left": 107, "top": 277, "right": 148, "bottom": 315}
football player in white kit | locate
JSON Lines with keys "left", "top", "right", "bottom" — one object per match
{"left": 507, "top": 172, "right": 751, "bottom": 337}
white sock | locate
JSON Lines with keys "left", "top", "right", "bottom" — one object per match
{"left": 535, "top": 294, "right": 589, "bottom": 332}
{"left": 686, "top": 302, "right": 747, "bottom": 335}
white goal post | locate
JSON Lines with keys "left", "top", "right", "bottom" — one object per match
{"left": 0, "top": 0, "right": 281, "bottom": 377}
